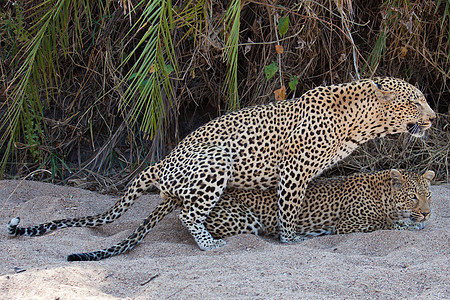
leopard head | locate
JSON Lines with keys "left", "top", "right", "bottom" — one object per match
{"left": 370, "top": 77, "right": 436, "bottom": 137}
{"left": 390, "top": 169, "right": 435, "bottom": 223}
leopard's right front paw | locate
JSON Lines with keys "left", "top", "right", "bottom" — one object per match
{"left": 394, "top": 220, "right": 426, "bottom": 231}
{"left": 280, "top": 233, "right": 307, "bottom": 244}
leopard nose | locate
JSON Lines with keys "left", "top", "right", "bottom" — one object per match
{"left": 422, "top": 212, "right": 430, "bottom": 220}
{"left": 423, "top": 104, "right": 436, "bottom": 121}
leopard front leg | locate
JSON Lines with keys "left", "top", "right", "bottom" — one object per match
{"left": 393, "top": 219, "right": 426, "bottom": 230}
{"left": 277, "top": 161, "right": 310, "bottom": 243}
{"left": 159, "top": 143, "right": 233, "bottom": 250}
{"left": 277, "top": 121, "right": 336, "bottom": 243}
{"left": 277, "top": 134, "right": 326, "bottom": 243}
{"left": 334, "top": 201, "right": 386, "bottom": 234}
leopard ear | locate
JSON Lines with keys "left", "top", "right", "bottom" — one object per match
{"left": 370, "top": 80, "right": 396, "bottom": 102}
{"left": 390, "top": 169, "right": 405, "bottom": 189}
{"left": 423, "top": 170, "right": 435, "bottom": 183}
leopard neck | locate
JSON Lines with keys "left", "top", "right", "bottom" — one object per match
{"left": 334, "top": 85, "right": 393, "bottom": 144}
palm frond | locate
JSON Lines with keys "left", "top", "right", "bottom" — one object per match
{"left": 222, "top": 0, "right": 241, "bottom": 111}
{"left": 120, "top": 0, "right": 178, "bottom": 139}
{"left": 0, "top": 0, "right": 97, "bottom": 177}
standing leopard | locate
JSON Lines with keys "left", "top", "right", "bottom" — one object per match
{"left": 205, "top": 169, "right": 435, "bottom": 239}
{"left": 6, "top": 77, "right": 435, "bottom": 260}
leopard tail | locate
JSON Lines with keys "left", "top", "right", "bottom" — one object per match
{"left": 6, "top": 162, "right": 162, "bottom": 237}
{"left": 67, "top": 196, "right": 181, "bottom": 261}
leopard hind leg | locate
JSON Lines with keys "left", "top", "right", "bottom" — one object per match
{"left": 67, "top": 195, "right": 181, "bottom": 261}
{"left": 7, "top": 163, "right": 161, "bottom": 237}
{"left": 163, "top": 144, "right": 234, "bottom": 250}
{"left": 179, "top": 198, "right": 228, "bottom": 250}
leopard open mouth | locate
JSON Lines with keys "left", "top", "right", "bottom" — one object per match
{"left": 407, "top": 122, "right": 427, "bottom": 137}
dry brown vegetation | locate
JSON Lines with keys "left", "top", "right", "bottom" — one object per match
{"left": 0, "top": 0, "right": 448, "bottom": 190}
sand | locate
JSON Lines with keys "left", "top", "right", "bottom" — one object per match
{"left": 0, "top": 179, "right": 449, "bottom": 299}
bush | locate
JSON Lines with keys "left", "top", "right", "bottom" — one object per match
{"left": 0, "top": 0, "right": 448, "bottom": 189}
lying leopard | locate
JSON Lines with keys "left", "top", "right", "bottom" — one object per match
{"left": 7, "top": 77, "right": 435, "bottom": 260}
{"left": 7, "top": 169, "right": 434, "bottom": 261}
{"left": 206, "top": 169, "right": 435, "bottom": 239}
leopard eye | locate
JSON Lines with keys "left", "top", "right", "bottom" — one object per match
{"left": 409, "top": 98, "right": 421, "bottom": 107}
{"left": 409, "top": 194, "right": 418, "bottom": 201}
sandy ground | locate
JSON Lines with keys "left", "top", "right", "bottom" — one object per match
{"left": 0, "top": 179, "right": 448, "bottom": 299}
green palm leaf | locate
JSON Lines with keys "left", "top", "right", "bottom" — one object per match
{"left": 0, "top": 0, "right": 93, "bottom": 176}
{"left": 120, "top": 0, "right": 178, "bottom": 139}
{"left": 223, "top": 0, "right": 241, "bottom": 111}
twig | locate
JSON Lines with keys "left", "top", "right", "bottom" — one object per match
{"left": 167, "top": 284, "right": 191, "bottom": 299}
{"left": 247, "top": 0, "right": 368, "bottom": 27}
{"left": 338, "top": 10, "right": 360, "bottom": 79}
{"left": 273, "top": 13, "right": 284, "bottom": 87}
{"left": 140, "top": 274, "right": 159, "bottom": 286}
